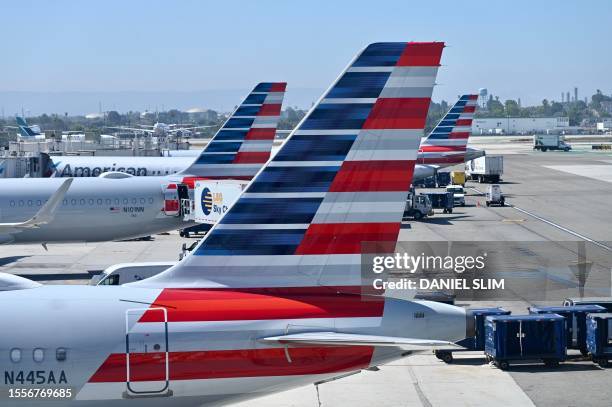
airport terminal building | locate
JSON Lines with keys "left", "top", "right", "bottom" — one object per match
{"left": 472, "top": 116, "right": 570, "bottom": 135}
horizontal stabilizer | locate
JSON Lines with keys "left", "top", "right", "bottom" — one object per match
{"left": 0, "top": 272, "right": 41, "bottom": 291}
{"left": 0, "top": 178, "right": 73, "bottom": 232}
{"left": 260, "top": 332, "right": 464, "bottom": 350}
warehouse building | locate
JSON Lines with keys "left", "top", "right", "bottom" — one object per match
{"left": 472, "top": 117, "right": 570, "bottom": 135}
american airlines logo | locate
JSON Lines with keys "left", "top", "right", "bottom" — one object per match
{"left": 59, "top": 164, "right": 148, "bottom": 177}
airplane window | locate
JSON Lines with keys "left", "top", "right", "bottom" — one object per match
{"left": 165, "top": 171, "right": 169, "bottom": 174}
{"left": 28, "top": 200, "right": 33, "bottom": 206}
{"left": 115, "top": 199, "right": 120, "bottom": 205}
{"left": 62, "top": 199, "right": 67, "bottom": 205}
{"left": 131, "top": 198, "right": 137, "bottom": 204}
{"left": 10, "top": 200, "right": 15, "bottom": 207}
{"left": 148, "top": 197, "right": 154, "bottom": 204}
{"left": 97, "top": 199, "right": 103, "bottom": 205}
{"left": 19, "top": 200, "right": 24, "bottom": 207}
{"left": 88, "top": 199, "right": 94, "bottom": 205}
{"left": 71, "top": 199, "right": 77, "bottom": 205}
{"left": 33, "top": 348, "right": 44, "bottom": 363}
{"left": 10, "top": 348, "right": 21, "bottom": 363}
{"left": 413, "top": 312, "right": 425, "bottom": 319}
{"left": 80, "top": 199, "right": 86, "bottom": 205}
{"left": 36, "top": 200, "right": 42, "bottom": 206}
{"left": 123, "top": 198, "right": 128, "bottom": 204}
{"left": 56, "top": 348, "right": 67, "bottom": 362}
{"left": 106, "top": 199, "right": 112, "bottom": 205}
{"left": 140, "top": 198, "right": 145, "bottom": 204}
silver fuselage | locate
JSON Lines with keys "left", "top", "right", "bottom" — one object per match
{"left": 0, "top": 177, "right": 191, "bottom": 244}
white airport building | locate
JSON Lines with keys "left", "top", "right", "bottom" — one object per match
{"left": 596, "top": 118, "right": 612, "bottom": 132}
{"left": 472, "top": 117, "right": 570, "bottom": 135}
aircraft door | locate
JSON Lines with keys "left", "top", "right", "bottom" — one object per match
{"left": 162, "top": 184, "right": 180, "bottom": 216}
{"left": 176, "top": 183, "right": 190, "bottom": 215}
{"left": 125, "top": 308, "right": 170, "bottom": 396}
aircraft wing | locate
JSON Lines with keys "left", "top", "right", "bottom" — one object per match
{"left": 260, "top": 332, "right": 464, "bottom": 350}
{"left": 0, "top": 178, "right": 73, "bottom": 232}
{"left": 168, "top": 125, "right": 216, "bottom": 132}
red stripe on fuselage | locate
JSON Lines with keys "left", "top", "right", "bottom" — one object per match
{"left": 139, "top": 286, "right": 384, "bottom": 323}
{"left": 363, "top": 98, "right": 431, "bottom": 130}
{"left": 329, "top": 160, "right": 414, "bottom": 192}
{"left": 89, "top": 346, "right": 373, "bottom": 383}
{"left": 295, "top": 223, "right": 400, "bottom": 255}
{"left": 419, "top": 155, "right": 465, "bottom": 164}
{"left": 419, "top": 145, "right": 466, "bottom": 153}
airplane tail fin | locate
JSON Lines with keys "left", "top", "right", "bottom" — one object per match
{"left": 136, "top": 42, "right": 444, "bottom": 289}
{"left": 15, "top": 116, "right": 40, "bottom": 138}
{"left": 178, "top": 83, "right": 286, "bottom": 181}
{"left": 419, "top": 94, "right": 478, "bottom": 164}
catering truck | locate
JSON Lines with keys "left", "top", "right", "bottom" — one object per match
{"left": 465, "top": 156, "right": 503, "bottom": 183}
{"left": 533, "top": 134, "right": 572, "bottom": 152}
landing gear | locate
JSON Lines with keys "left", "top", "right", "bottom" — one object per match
{"left": 434, "top": 350, "right": 453, "bottom": 363}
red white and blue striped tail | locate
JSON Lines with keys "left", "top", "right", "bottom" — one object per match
{"left": 179, "top": 82, "right": 286, "bottom": 180}
{"left": 140, "top": 42, "right": 444, "bottom": 289}
{"left": 418, "top": 94, "right": 478, "bottom": 165}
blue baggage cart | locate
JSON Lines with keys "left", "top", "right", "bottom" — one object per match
{"left": 529, "top": 305, "right": 607, "bottom": 354}
{"left": 563, "top": 298, "right": 612, "bottom": 312}
{"left": 435, "top": 307, "right": 510, "bottom": 363}
{"left": 586, "top": 313, "right": 612, "bottom": 367}
{"left": 485, "top": 314, "right": 566, "bottom": 370}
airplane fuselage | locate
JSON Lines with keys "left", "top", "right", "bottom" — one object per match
{"left": 0, "top": 177, "right": 192, "bottom": 243}
{"left": 0, "top": 285, "right": 467, "bottom": 406}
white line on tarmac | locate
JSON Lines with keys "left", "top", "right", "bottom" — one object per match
{"left": 468, "top": 187, "right": 612, "bottom": 252}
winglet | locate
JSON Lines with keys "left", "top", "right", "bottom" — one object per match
{"left": 0, "top": 178, "right": 73, "bottom": 230}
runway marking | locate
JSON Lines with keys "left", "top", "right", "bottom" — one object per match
{"left": 469, "top": 187, "right": 612, "bottom": 252}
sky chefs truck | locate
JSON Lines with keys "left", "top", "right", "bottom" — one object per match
{"left": 465, "top": 156, "right": 503, "bottom": 183}
{"left": 533, "top": 134, "right": 572, "bottom": 152}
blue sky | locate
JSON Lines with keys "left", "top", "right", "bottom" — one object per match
{"left": 1, "top": 0, "right": 611, "bottom": 114}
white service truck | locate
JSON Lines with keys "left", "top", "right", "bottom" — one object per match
{"left": 485, "top": 184, "right": 505, "bottom": 207}
{"left": 533, "top": 134, "right": 571, "bottom": 152}
{"left": 465, "top": 156, "right": 503, "bottom": 183}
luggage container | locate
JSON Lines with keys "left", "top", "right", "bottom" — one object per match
{"left": 422, "top": 191, "right": 454, "bottom": 214}
{"left": 529, "top": 305, "right": 607, "bottom": 354}
{"left": 435, "top": 307, "right": 510, "bottom": 363}
{"left": 562, "top": 297, "right": 612, "bottom": 312}
{"left": 586, "top": 313, "right": 612, "bottom": 367}
{"left": 435, "top": 172, "right": 451, "bottom": 187}
{"left": 485, "top": 314, "right": 566, "bottom": 370}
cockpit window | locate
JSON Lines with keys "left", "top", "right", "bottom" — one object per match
{"left": 100, "top": 274, "right": 120, "bottom": 285}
